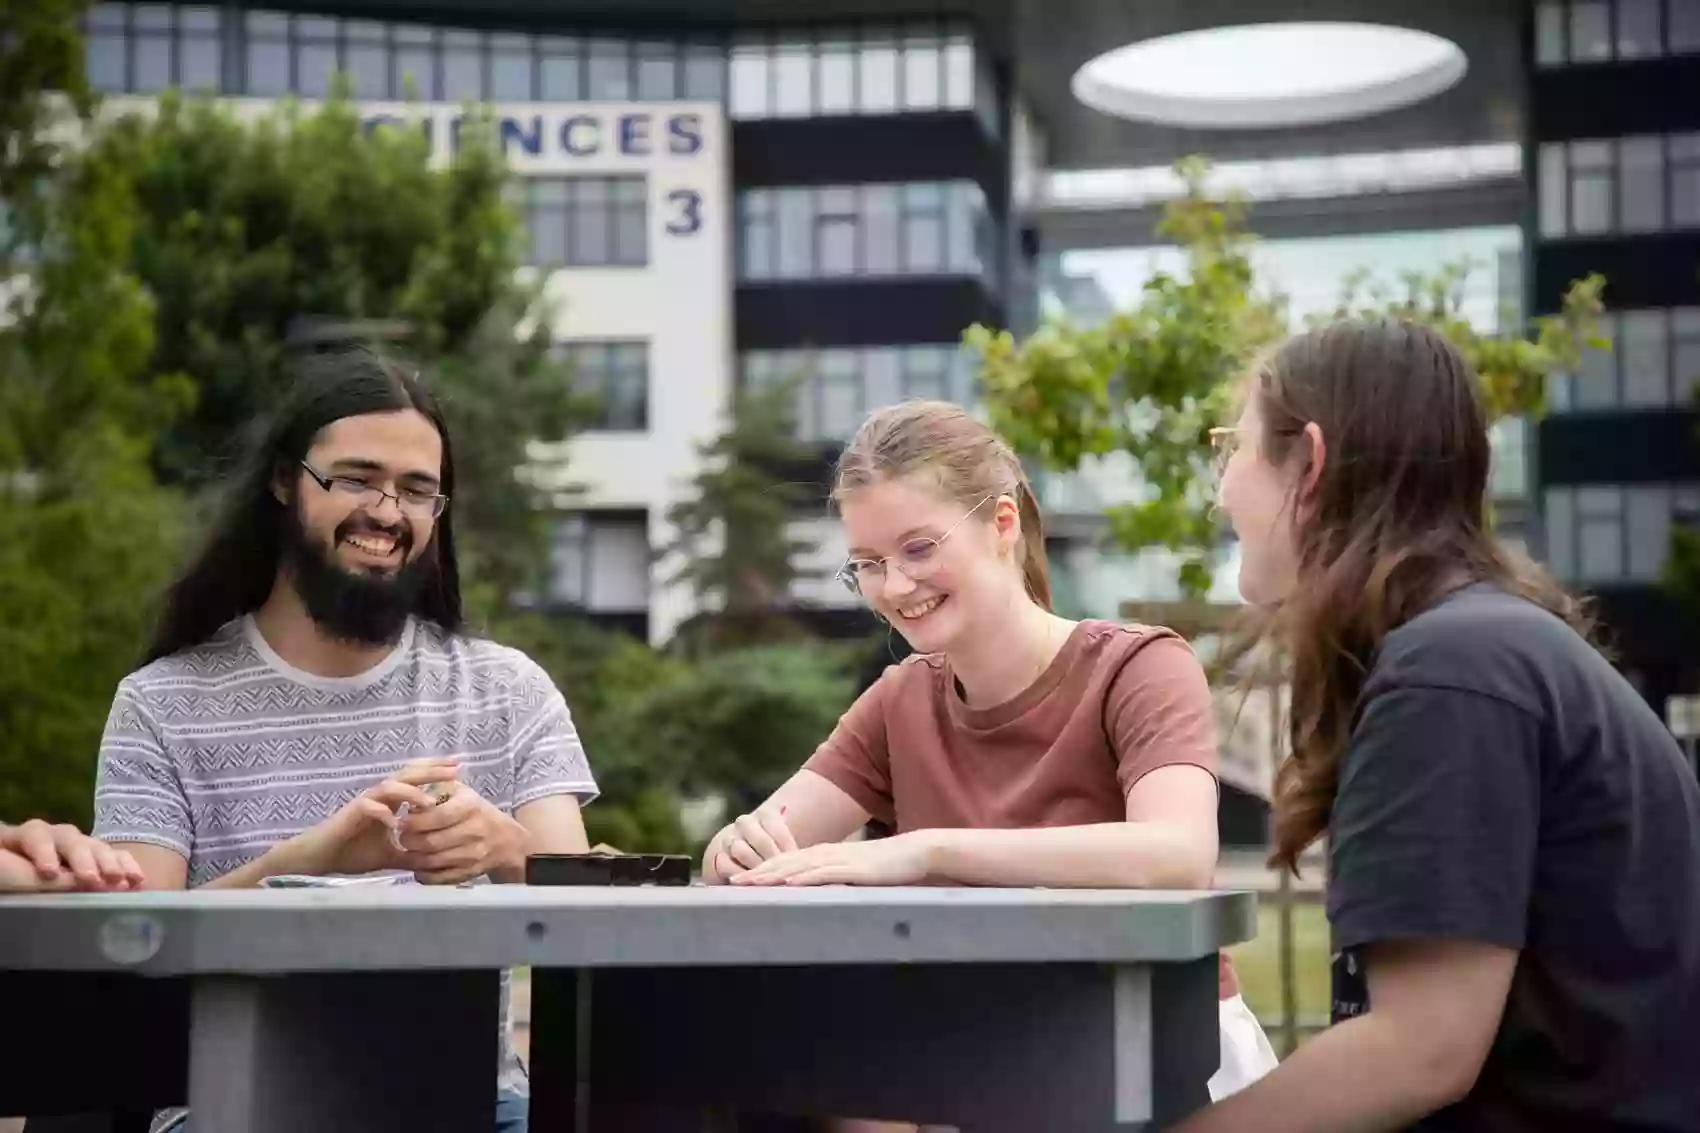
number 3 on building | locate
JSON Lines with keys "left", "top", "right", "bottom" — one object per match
{"left": 665, "top": 189, "right": 703, "bottom": 236}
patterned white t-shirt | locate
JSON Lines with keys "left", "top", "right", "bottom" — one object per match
{"left": 94, "top": 614, "right": 600, "bottom": 1099}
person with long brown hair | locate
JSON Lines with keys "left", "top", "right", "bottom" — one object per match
{"left": 1174, "top": 317, "right": 1700, "bottom": 1132}
{"left": 701, "top": 398, "right": 1278, "bottom": 1121}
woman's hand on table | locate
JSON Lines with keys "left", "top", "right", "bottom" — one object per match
{"left": 729, "top": 830, "right": 938, "bottom": 887}
{"left": 703, "top": 806, "right": 800, "bottom": 883}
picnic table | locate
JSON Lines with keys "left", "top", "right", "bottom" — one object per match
{"left": 0, "top": 884, "right": 1254, "bottom": 1132}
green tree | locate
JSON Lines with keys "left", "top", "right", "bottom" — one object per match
{"left": 0, "top": 0, "right": 193, "bottom": 822}
{"left": 660, "top": 376, "right": 824, "bottom": 652}
{"left": 967, "top": 156, "right": 1605, "bottom": 599}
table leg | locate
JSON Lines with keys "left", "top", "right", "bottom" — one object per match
{"left": 185, "top": 970, "right": 500, "bottom": 1133}
{"left": 532, "top": 958, "right": 1219, "bottom": 1133}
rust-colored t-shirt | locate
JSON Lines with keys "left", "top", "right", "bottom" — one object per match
{"left": 803, "top": 619, "right": 1240, "bottom": 999}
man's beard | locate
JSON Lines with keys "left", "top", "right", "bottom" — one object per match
{"left": 280, "top": 507, "right": 434, "bottom": 647}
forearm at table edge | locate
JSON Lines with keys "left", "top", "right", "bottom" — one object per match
{"left": 919, "top": 823, "right": 1216, "bottom": 889}
{"left": 197, "top": 841, "right": 308, "bottom": 890}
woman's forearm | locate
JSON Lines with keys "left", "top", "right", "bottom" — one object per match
{"left": 916, "top": 822, "right": 1217, "bottom": 889}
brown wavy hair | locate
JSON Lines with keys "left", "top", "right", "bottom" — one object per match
{"left": 1247, "top": 319, "right": 1596, "bottom": 875}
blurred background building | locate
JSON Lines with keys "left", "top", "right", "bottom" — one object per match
{"left": 80, "top": 0, "right": 1700, "bottom": 839}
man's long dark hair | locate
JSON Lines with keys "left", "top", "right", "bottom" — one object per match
{"left": 144, "top": 349, "right": 463, "bottom": 664}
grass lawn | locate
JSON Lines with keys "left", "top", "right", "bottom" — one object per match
{"left": 1228, "top": 901, "right": 1332, "bottom": 1046}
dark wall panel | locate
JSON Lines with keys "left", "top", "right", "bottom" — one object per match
{"left": 1538, "top": 411, "right": 1700, "bottom": 485}
{"left": 1533, "top": 234, "right": 1700, "bottom": 313}
{"left": 733, "top": 115, "right": 1007, "bottom": 213}
{"left": 735, "top": 279, "right": 1004, "bottom": 350}
{"left": 1588, "top": 585, "right": 1700, "bottom": 676}
{"left": 1532, "top": 57, "right": 1700, "bottom": 141}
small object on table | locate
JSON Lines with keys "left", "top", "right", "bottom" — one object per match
{"left": 526, "top": 852, "right": 692, "bottom": 887}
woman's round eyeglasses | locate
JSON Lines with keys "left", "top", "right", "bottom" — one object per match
{"left": 836, "top": 494, "right": 995, "bottom": 596}
{"left": 299, "top": 461, "right": 449, "bottom": 519}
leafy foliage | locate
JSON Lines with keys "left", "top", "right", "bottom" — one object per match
{"left": 968, "top": 156, "right": 1606, "bottom": 599}
{"left": 660, "top": 377, "right": 825, "bottom": 651}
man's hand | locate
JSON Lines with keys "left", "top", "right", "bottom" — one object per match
{"left": 396, "top": 778, "right": 528, "bottom": 885}
{"left": 281, "top": 758, "right": 460, "bottom": 878}
{"left": 0, "top": 820, "right": 146, "bottom": 893}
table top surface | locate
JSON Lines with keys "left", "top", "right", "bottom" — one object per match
{"left": 0, "top": 884, "right": 1257, "bottom": 975}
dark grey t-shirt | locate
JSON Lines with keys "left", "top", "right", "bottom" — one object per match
{"left": 1328, "top": 584, "right": 1700, "bottom": 1131}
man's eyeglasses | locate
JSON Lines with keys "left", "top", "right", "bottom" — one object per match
{"left": 836, "top": 494, "right": 995, "bottom": 596}
{"left": 299, "top": 461, "right": 448, "bottom": 519}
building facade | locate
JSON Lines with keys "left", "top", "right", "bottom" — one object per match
{"left": 1528, "top": 0, "right": 1700, "bottom": 714}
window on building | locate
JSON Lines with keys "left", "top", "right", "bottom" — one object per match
{"left": 1570, "top": 0, "right": 1615, "bottom": 60}
{"left": 736, "top": 182, "right": 996, "bottom": 283}
{"left": 294, "top": 15, "right": 341, "bottom": 98}
{"left": 1671, "top": 133, "right": 1700, "bottom": 228}
{"left": 549, "top": 515, "right": 589, "bottom": 606}
{"left": 84, "top": 5, "right": 128, "bottom": 92}
{"left": 393, "top": 24, "right": 438, "bottom": 100}
{"left": 1570, "top": 141, "right": 1616, "bottom": 235}
{"left": 772, "top": 44, "right": 813, "bottom": 116}
{"left": 739, "top": 190, "right": 775, "bottom": 280}
{"left": 556, "top": 340, "right": 649, "bottom": 431}
{"left": 729, "top": 41, "right": 770, "bottom": 118}
{"left": 862, "top": 185, "right": 901, "bottom": 274}
{"left": 179, "top": 6, "right": 222, "bottom": 92}
{"left": 817, "top": 38, "right": 855, "bottom": 114}
{"left": 522, "top": 176, "right": 647, "bottom": 268}
{"left": 902, "top": 35, "right": 943, "bottom": 110}
{"left": 490, "top": 34, "right": 534, "bottom": 101}
{"left": 1616, "top": 0, "right": 1664, "bottom": 57}
{"left": 1621, "top": 310, "right": 1671, "bottom": 406}
{"left": 1577, "top": 485, "right": 1626, "bottom": 580}
{"left": 1539, "top": 143, "right": 1569, "bottom": 239}
{"left": 775, "top": 188, "right": 814, "bottom": 279}
{"left": 902, "top": 347, "right": 953, "bottom": 402}
{"left": 539, "top": 37, "right": 582, "bottom": 101}
{"left": 635, "top": 42, "right": 678, "bottom": 100}
{"left": 246, "top": 11, "right": 293, "bottom": 96}
{"left": 1489, "top": 416, "right": 1529, "bottom": 501}
{"left": 1671, "top": 0, "right": 1700, "bottom": 52}
{"left": 586, "top": 39, "right": 631, "bottom": 99}
{"left": 1627, "top": 485, "right": 1673, "bottom": 580}
{"left": 943, "top": 36, "right": 975, "bottom": 109}
{"left": 1675, "top": 308, "right": 1700, "bottom": 405}
{"left": 548, "top": 512, "right": 654, "bottom": 612}
{"left": 1619, "top": 135, "right": 1666, "bottom": 231}
{"left": 1545, "top": 487, "right": 1577, "bottom": 580}
{"left": 681, "top": 44, "right": 725, "bottom": 101}
{"left": 900, "top": 184, "right": 946, "bottom": 272}
{"left": 344, "top": 20, "right": 389, "bottom": 97}
{"left": 743, "top": 344, "right": 972, "bottom": 442}
{"left": 815, "top": 188, "right": 859, "bottom": 276}
{"left": 858, "top": 33, "right": 900, "bottom": 113}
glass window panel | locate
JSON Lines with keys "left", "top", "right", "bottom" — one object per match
{"left": 1616, "top": 0, "right": 1663, "bottom": 58}
{"left": 1489, "top": 416, "right": 1529, "bottom": 500}
{"left": 572, "top": 200, "right": 610, "bottom": 266}
{"left": 945, "top": 184, "right": 978, "bottom": 272}
{"left": 87, "top": 4, "right": 126, "bottom": 30}
{"left": 1572, "top": 168, "right": 1615, "bottom": 235}
{"left": 131, "top": 5, "right": 171, "bottom": 30}
{"left": 530, "top": 208, "right": 566, "bottom": 266}
{"left": 1671, "top": 0, "right": 1700, "bottom": 52}
{"left": 531, "top": 179, "right": 568, "bottom": 206}
{"left": 863, "top": 184, "right": 900, "bottom": 274}
{"left": 772, "top": 46, "right": 812, "bottom": 116}
{"left": 295, "top": 15, "right": 336, "bottom": 38}
{"left": 1619, "top": 135, "right": 1665, "bottom": 231}
{"left": 442, "top": 32, "right": 484, "bottom": 101}
{"left": 1545, "top": 488, "right": 1576, "bottom": 580}
{"left": 819, "top": 350, "right": 863, "bottom": 440}
{"left": 729, "top": 44, "right": 770, "bottom": 118}
{"left": 863, "top": 348, "right": 902, "bottom": 406}
{"left": 180, "top": 6, "right": 219, "bottom": 32}
{"left": 1575, "top": 317, "right": 1618, "bottom": 407}
{"left": 817, "top": 47, "right": 854, "bottom": 114}
{"left": 492, "top": 36, "right": 534, "bottom": 101}
{"left": 901, "top": 184, "right": 945, "bottom": 271}
{"left": 297, "top": 42, "right": 339, "bottom": 97}
{"left": 1569, "top": 1, "right": 1612, "bottom": 60}
{"left": 344, "top": 19, "right": 385, "bottom": 43}
{"left": 740, "top": 191, "right": 773, "bottom": 280}
{"left": 133, "top": 35, "right": 171, "bottom": 92}
{"left": 1577, "top": 486, "right": 1625, "bottom": 580}
{"left": 587, "top": 40, "right": 631, "bottom": 99}
{"left": 943, "top": 39, "right": 974, "bottom": 108}
{"left": 86, "top": 30, "right": 127, "bottom": 92}
{"left": 345, "top": 42, "right": 388, "bottom": 97}
{"left": 775, "top": 189, "right": 814, "bottom": 278}
{"left": 540, "top": 39, "right": 581, "bottom": 101}
{"left": 681, "top": 45, "right": 724, "bottom": 100}
{"left": 858, "top": 39, "right": 899, "bottom": 112}
{"left": 549, "top": 517, "right": 588, "bottom": 604}
{"left": 180, "top": 34, "right": 221, "bottom": 92}
{"left": 636, "top": 43, "right": 677, "bottom": 99}
{"left": 613, "top": 177, "right": 647, "bottom": 206}
{"left": 394, "top": 47, "right": 436, "bottom": 100}
{"left": 247, "top": 11, "right": 289, "bottom": 36}
{"left": 1535, "top": 2, "right": 1567, "bottom": 65}
{"left": 393, "top": 24, "right": 434, "bottom": 46}
{"left": 615, "top": 201, "right": 647, "bottom": 266}
{"left": 1622, "top": 310, "right": 1671, "bottom": 407}
{"left": 1671, "top": 136, "right": 1700, "bottom": 228}
{"left": 247, "top": 40, "right": 291, "bottom": 97}
{"left": 1673, "top": 308, "right": 1700, "bottom": 404}
{"left": 1627, "top": 487, "right": 1672, "bottom": 580}
{"left": 818, "top": 216, "right": 858, "bottom": 275}
{"left": 1539, "top": 143, "right": 1568, "bottom": 237}
{"left": 903, "top": 347, "right": 950, "bottom": 401}
{"left": 902, "top": 37, "right": 942, "bottom": 110}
